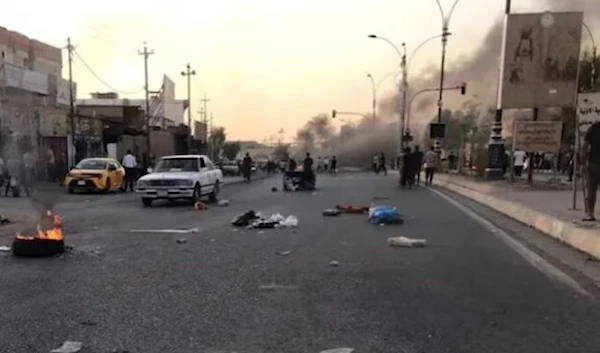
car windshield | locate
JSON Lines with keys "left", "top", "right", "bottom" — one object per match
{"left": 154, "top": 158, "right": 198, "bottom": 172}
{"left": 74, "top": 159, "right": 107, "bottom": 170}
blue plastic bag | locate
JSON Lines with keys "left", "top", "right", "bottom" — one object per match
{"left": 369, "top": 205, "right": 403, "bottom": 225}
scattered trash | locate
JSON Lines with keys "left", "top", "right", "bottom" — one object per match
{"left": 269, "top": 213, "right": 285, "bottom": 223}
{"left": 130, "top": 228, "right": 199, "bottom": 234}
{"left": 232, "top": 210, "right": 260, "bottom": 227}
{"left": 271, "top": 186, "right": 278, "bottom": 192}
{"left": 280, "top": 215, "right": 298, "bottom": 228}
{"left": 388, "top": 236, "right": 426, "bottom": 248}
{"left": 251, "top": 220, "right": 279, "bottom": 229}
{"left": 320, "top": 348, "right": 354, "bottom": 353}
{"left": 369, "top": 205, "right": 403, "bottom": 225}
{"left": 0, "top": 215, "right": 10, "bottom": 224}
{"left": 276, "top": 250, "right": 292, "bottom": 256}
{"left": 194, "top": 201, "right": 209, "bottom": 210}
{"left": 217, "top": 199, "right": 230, "bottom": 207}
{"left": 176, "top": 238, "right": 188, "bottom": 244}
{"left": 0, "top": 245, "right": 10, "bottom": 252}
{"left": 336, "top": 204, "right": 369, "bottom": 214}
{"left": 322, "top": 209, "right": 341, "bottom": 217}
{"left": 329, "top": 260, "right": 339, "bottom": 267}
{"left": 51, "top": 341, "right": 83, "bottom": 353}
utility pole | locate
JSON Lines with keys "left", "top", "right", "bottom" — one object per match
{"left": 400, "top": 43, "right": 408, "bottom": 151}
{"left": 67, "top": 37, "right": 76, "bottom": 167}
{"left": 200, "top": 93, "right": 211, "bottom": 153}
{"left": 181, "top": 63, "right": 196, "bottom": 152}
{"left": 138, "top": 42, "right": 154, "bottom": 160}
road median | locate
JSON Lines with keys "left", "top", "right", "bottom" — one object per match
{"left": 434, "top": 173, "right": 600, "bottom": 261}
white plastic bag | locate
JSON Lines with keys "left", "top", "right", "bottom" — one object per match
{"left": 280, "top": 215, "right": 298, "bottom": 228}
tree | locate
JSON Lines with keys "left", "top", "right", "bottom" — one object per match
{"left": 209, "top": 127, "right": 226, "bottom": 160}
{"left": 222, "top": 141, "right": 241, "bottom": 161}
{"left": 272, "top": 143, "right": 290, "bottom": 161}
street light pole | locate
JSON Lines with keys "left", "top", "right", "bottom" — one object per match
{"left": 366, "top": 72, "right": 376, "bottom": 120}
{"left": 401, "top": 43, "right": 408, "bottom": 150}
{"left": 583, "top": 23, "right": 597, "bottom": 88}
{"left": 181, "top": 63, "right": 196, "bottom": 153}
{"left": 434, "top": 0, "right": 460, "bottom": 154}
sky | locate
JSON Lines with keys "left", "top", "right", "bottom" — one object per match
{"left": 0, "top": 0, "right": 578, "bottom": 142}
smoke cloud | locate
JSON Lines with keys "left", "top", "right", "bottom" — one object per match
{"left": 294, "top": 0, "right": 600, "bottom": 167}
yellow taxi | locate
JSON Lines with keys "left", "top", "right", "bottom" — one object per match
{"left": 64, "top": 158, "right": 126, "bottom": 193}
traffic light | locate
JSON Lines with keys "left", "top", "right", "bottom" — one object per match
{"left": 460, "top": 82, "right": 467, "bottom": 95}
{"left": 332, "top": 109, "right": 337, "bottom": 118}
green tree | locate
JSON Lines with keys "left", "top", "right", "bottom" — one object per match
{"left": 222, "top": 141, "right": 241, "bottom": 160}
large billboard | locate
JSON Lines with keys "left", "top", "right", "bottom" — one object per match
{"left": 513, "top": 121, "right": 563, "bottom": 152}
{"left": 577, "top": 92, "right": 600, "bottom": 136}
{"left": 500, "top": 12, "right": 583, "bottom": 109}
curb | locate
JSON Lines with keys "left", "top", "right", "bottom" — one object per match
{"left": 434, "top": 174, "right": 600, "bottom": 261}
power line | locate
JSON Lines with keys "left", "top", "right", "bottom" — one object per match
{"left": 72, "top": 50, "right": 145, "bottom": 95}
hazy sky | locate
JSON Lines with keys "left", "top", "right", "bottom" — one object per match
{"left": 0, "top": 0, "right": 564, "bottom": 141}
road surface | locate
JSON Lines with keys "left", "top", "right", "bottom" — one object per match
{"left": 0, "top": 173, "right": 599, "bottom": 353}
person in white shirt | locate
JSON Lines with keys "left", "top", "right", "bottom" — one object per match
{"left": 513, "top": 150, "right": 526, "bottom": 177}
{"left": 122, "top": 150, "right": 138, "bottom": 192}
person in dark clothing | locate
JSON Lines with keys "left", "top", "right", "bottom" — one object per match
{"left": 448, "top": 151, "right": 457, "bottom": 171}
{"left": 377, "top": 152, "right": 387, "bottom": 175}
{"left": 303, "top": 153, "right": 315, "bottom": 189}
{"left": 582, "top": 122, "right": 600, "bottom": 221}
{"left": 412, "top": 145, "right": 424, "bottom": 184}
{"left": 287, "top": 158, "right": 297, "bottom": 172}
{"left": 400, "top": 147, "right": 413, "bottom": 189}
{"left": 242, "top": 153, "right": 253, "bottom": 182}
{"left": 330, "top": 156, "right": 337, "bottom": 175}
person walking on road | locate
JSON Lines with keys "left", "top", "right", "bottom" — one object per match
{"left": 412, "top": 145, "right": 424, "bottom": 185}
{"left": 242, "top": 153, "right": 253, "bottom": 183}
{"left": 122, "top": 150, "right": 138, "bottom": 192}
{"left": 424, "top": 146, "right": 438, "bottom": 186}
{"left": 330, "top": 156, "right": 337, "bottom": 175}
{"left": 513, "top": 150, "right": 526, "bottom": 177}
{"left": 303, "top": 152, "right": 315, "bottom": 189}
{"left": 377, "top": 152, "right": 387, "bottom": 175}
{"left": 582, "top": 122, "right": 600, "bottom": 221}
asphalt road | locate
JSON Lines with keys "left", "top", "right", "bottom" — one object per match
{"left": 0, "top": 173, "right": 599, "bottom": 353}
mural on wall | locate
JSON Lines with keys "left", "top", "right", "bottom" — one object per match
{"left": 501, "top": 12, "right": 583, "bottom": 109}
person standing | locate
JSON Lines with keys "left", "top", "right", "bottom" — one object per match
{"left": 46, "top": 147, "right": 55, "bottom": 182}
{"left": 513, "top": 149, "right": 526, "bottom": 177}
{"left": 372, "top": 154, "right": 379, "bottom": 174}
{"left": 377, "top": 152, "right": 387, "bottom": 175}
{"left": 242, "top": 153, "right": 253, "bottom": 182}
{"left": 324, "top": 156, "right": 330, "bottom": 173}
{"left": 412, "top": 145, "right": 424, "bottom": 185}
{"left": 400, "top": 147, "right": 413, "bottom": 189}
{"left": 330, "top": 156, "right": 337, "bottom": 175}
{"left": 424, "top": 146, "right": 439, "bottom": 186}
{"left": 122, "top": 150, "right": 138, "bottom": 192}
{"left": 582, "top": 122, "right": 600, "bottom": 221}
{"left": 303, "top": 152, "right": 315, "bottom": 189}
{"left": 22, "top": 150, "right": 34, "bottom": 196}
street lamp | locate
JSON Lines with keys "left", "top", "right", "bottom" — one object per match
{"left": 434, "top": 0, "right": 461, "bottom": 153}
{"left": 181, "top": 63, "right": 196, "bottom": 152}
{"left": 368, "top": 34, "right": 406, "bottom": 155}
{"left": 366, "top": 72, "right": 376, "bottom": 120}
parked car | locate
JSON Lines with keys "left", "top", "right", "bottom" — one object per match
{"left": 221, "top": 161, "right": 240, "bottom": 176}
{"left": 64, "top": 158, "right": 125, "bottom": 193}
{"left": 135, "top": 154, "right": 223, "bottom": 207}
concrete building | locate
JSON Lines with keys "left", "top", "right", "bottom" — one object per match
{"left": 0, "top": 25, "right": 74, "bottom": 175}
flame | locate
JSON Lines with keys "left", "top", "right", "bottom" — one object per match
{"left": 15, "top": 210, "right": 64, "bottom": 241}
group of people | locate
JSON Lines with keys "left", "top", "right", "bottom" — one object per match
{"left": 315, "top": 155, "right": 338, "bottom": 174}
{"left": 399, "top": 145, "right": 439, "bottom": 189}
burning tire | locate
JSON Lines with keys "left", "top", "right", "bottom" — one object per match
{"left": 12, "top": 238, "right": 65, "bottom": 257}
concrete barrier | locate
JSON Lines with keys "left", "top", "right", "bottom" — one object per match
{"left": 434, "top": 174, "right": 600, "bottom": 261}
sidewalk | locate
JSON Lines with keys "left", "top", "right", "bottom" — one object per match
{"left": 433, "top": 173, "right": 600, "bottom": 260}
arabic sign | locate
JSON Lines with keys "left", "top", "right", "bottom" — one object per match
{"left": 513, "top": 121, "right": 563, "bottom": 152}
{"left": 500, "top": 12, "right": 583, "bottom": 109}
{"left": 577, "top": 92, "right": 600, "bottom": 136}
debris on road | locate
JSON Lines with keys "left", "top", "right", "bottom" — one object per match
{"left": 0, "top": 245, "right": 10, "bottom": 252}
{"left": 388, "top": 236, "right": 426, "bottom": 248}
{"left": 51, "top": 341, "right": 83, "bottom": 353}
{"left": 176, "top": 238, "right": 188, "bottom": 244}
{"left": 322, "top": 209, "right": 341, "bottom": 217}
{"left": 369, "top": 205, "right": 403, "bottom": 225}
{"left": 217, "top": 199, "right": 230, "bottom": 207}
{"left": 0, "top": 215, "right": 10, "bottom": 224}
{"left": 232, "top": 210, "right": 260, "bottom": 227}
{"left": 130, "top": 228, "right": 199, "bottom": 234}
{"left": 336, "top": 204, "right": 369, "bottom": 214}
{"left": 280, "top": 215, "right": 298, "bottom": 228}
{"left": 275, "top": 250, "right": 292, "bottom": 256}
{"left": 271, "top": 186, "right": 278, "bottom": 192}
{"left": 194, "top": 201, "right": 209, "bottom": 210}
{"left": 320, "top": 348, "right": 354, "bottom": 353}
{"left": 329, "top": 260, "right": 339, "bottom": 267}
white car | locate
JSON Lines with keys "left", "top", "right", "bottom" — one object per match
{"left": 135, "top": 154, "right": 223, "bottom": 207}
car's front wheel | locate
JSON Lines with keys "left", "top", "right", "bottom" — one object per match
{"left": 192, "top": 183, "right": 202, "bottom": 203}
